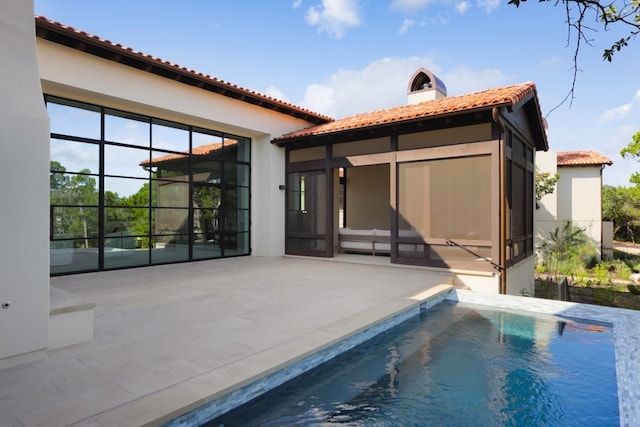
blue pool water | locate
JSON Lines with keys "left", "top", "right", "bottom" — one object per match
{"left": 205, "top": 301, "right": 619, "bottom": 426}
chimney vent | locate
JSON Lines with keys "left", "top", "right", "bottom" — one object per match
{"left": 408, "top": 68, "right": 447, "bottom": 104}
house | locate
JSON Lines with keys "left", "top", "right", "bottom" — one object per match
{"left": 0, "top": 2, "right": 548, "bottom": 368}
{"left": 274, "top": 68, "right": 548, "bottom": 296}
{"left": 535, "top": 150, "right": 613, "bottom": 260}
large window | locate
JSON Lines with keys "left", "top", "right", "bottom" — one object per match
{"left": 47, "top": 95, "right": 251, "bottom": 275}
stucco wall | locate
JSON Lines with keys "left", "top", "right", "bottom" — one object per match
{"left": 0, "top": 0, "right": 51, "bottom": 368}
{"left": 534, "top": 150, "right": 558, "bottom": 250}
{"left": 37, "top": 38, "right": 320, "bottom": 258}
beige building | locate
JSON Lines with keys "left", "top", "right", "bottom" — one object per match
{"left": 536, "top": 149, "right": 613, "bottom": 260}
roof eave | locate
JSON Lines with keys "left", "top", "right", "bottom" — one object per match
{"left": 35, "top": 17, "right": 332, "bottom": 126}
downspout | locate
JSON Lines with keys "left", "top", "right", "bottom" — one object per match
{"left": 492, "top": 107, "right": 508, "bottom": 294}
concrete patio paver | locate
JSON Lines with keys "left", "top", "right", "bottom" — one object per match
{"left": 1, "top": 256, "right": 452, "bottom": 427}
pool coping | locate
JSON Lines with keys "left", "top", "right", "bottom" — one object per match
{"left": 447, "top": 289, "right": 640, "bottom": 427}
{"left": 163, "top": 288, "right": 639, "bottom": 427}
{"left": 162, "top": 285, "right": 454, "bottom": 426}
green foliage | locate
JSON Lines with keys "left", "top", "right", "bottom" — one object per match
{"left": 621, "top": 131, "right": 640, "bottom": 162}
{"left": 603, "top": 184, "right": 640, "bottom": 242}
{"left": 535, "top": 170, "right": 559, "bottom": 210}
{"left": 538, "top": 221, "right": 596, "bottom": 279}
{"left": 51, "top": 161, "right": 156, "bottom": 248}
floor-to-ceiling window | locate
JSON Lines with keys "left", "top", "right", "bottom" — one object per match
{"left": 47, "top": 95, "right": 250, "bottom": 275}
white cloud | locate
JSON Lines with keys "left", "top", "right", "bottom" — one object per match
{"left": 305, "top": 0, "right": 362, "bottom": 39}
{"left": 292, "top": 0, "right": 303, "bottom": 9}
{"left": 476, "top": 0, "right": 500, "bottom": 13}
{"left": 455, "top": 1, "right": 470, "bottom": 14}
{"left": 390, "top": 0, "right": 434, "bottom": 13}
{"left": 598, "top": 103, "right": 633, "bottom": 123}
{"left": 298, "top": 56, "right": 510, "bottom": 118}
{"left": 398, "top": 19, "right": 415, "bottom": 34}
{"left": 264, "top": 85, "right": 290, "bottom": 103}
{"left": 635, "top": 89, "right": 640, "bottom": 101}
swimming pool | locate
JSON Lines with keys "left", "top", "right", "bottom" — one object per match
{"left": 205, "top": 300, "right": 618, "bottom": 426}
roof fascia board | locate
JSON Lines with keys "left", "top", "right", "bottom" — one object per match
{"left": 35, "top": 17, "right": 331, "bottom": 125}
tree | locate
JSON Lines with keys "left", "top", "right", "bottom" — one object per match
{"left": 509, "top": 0, "right": 640, "bottom": 109}
{"left": 535, "top": 170, "right": 559, "bottom": 209}
{"left": 50, "top": 162, "right": 99, "bottom": 247}
{"left": 539, "top": 221, "right": 595, "bottom": 278}
{"left": 603, "top": 184, "right": 640, "bottom": 242}
{"left": 621, "top": 130, "right": 640, "bottom": 161}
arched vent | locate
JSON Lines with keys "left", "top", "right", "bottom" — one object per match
{"left": 410, "top": 72, "right": 432, "bottom": 92}
{"left": 407, "top": 68, "right": 447, "bottom": 104}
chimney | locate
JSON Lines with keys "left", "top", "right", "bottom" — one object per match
{"left": 407, "top": 68, "right": 447, "bottom": 105}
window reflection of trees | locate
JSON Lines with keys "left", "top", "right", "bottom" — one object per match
{"left": 48, "top": 95, "right": 251, "bottom": 273}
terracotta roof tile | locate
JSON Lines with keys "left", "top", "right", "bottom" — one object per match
{"left": 140, "top": 140, "right": 237, "bottom": 166}
{"left": 557, "top": 150, "right": 613, "bottom": 166}
{"left": 35, "top": 16, "right": 332, "bottom": 124}
{"left": 273, "top": 82, "right": 539, "bottom": 142}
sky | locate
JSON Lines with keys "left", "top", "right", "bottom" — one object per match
{"left": 34, "top": 0, "right": 639, "bottom": 187}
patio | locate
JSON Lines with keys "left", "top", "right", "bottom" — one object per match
{"left": 1, "top": 256, "right": 453, "bottom": 426}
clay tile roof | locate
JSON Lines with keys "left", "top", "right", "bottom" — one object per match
{"left": 273, "top": 82, "right": 539, "bottom": 142}
{"left": 140, "top": 140, "right": 237, "bottom": 166}
{"left": 557, "top": 150, "right": 613, "bottom": 166}
{"left": 34, "top": 16, "right": 332, "bottom": 125}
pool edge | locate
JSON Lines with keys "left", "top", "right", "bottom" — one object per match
{"left": 447, "top": 289, "right": 640, "bottom": 427}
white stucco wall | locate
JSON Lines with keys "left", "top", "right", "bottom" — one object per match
{"left": 536, "top": 151, "right": 605, "bottom": 260}
{"left": 556, "top": 165, "right": 604, "bottom": 244}
{"left": 534, "top": 150, "right": 558, "bottom": 250}
{"left": 37, "top": 38, "right": 319, "bottom": 258}
{"left": 0, "top": 0, "right": 51, "bottom": 368}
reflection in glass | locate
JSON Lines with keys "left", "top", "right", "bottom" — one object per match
{"left": 104, "top": 145, "right": 150, "bottom": 179}
{"left": 153, "top": 180, "right": 189, "bottom": 208}
{"left": 193, "top": 158, "right": 221, "bottom": 179}
{"left": 225, "top": 163, "right": 250, "bottom": 187}
{"left": 105, "top": 109, "right": 150, "bottom": 147}
{"left": 151, "top": 241, "right": 189, "bottom": 264}
{"left": 193, "top": 208, "right": 219, "bottom": 242}
{"left": 287, "top": 171, "right": 326, "bottom": 235}
{"left": 152, "top": 119, "right": 189, "bottom": 152}
{"left": 236, "top": 137, "right": 250, "bottom": 162}
{"left": 148, "top": 150, "right": 190, "bottom": 178}
{"left": 104, "top": 246, "right": 149, "bottom": 270}
{"left": 48, "top": 96, "right": 251, "bottom": 274}
{"left": 105, "top": 207, "right": 149, "bottom": 239}
{"left": 50, "top": 173, "right": 99, "bottom": 206}
{"left": 47, "top": 98, "right": 101, "bottom": 140}
{"left": 154, "top": 208, "right": 189, "bottom": 235}
{"left": 193, "top": 129, "right": 223, "bottom": 152}
{"left": 51, "top": 206, "right": 99, "bottom": 240}
{"left": 50, "top": 238, "right": 99, "bottom": 274}
{"left": 50, "top": 139, "right": 99, "bottom": 174}
{"left": 104, "top": 176, "right": 149, "bottom": 201}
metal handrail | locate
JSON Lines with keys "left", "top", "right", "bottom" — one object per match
{"left": 445, "top": 239, "right": 503, "bottom": 272}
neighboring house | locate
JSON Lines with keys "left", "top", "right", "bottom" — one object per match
{"left": 0, "top": 5, "right": 548, "bottom": 367}
{"left": 535, "top": 150, "right": 613, "bottom": 261}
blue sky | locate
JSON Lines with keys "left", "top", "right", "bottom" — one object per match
{"left": 34, "top": 0, "right": 639, "bottom": 187}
